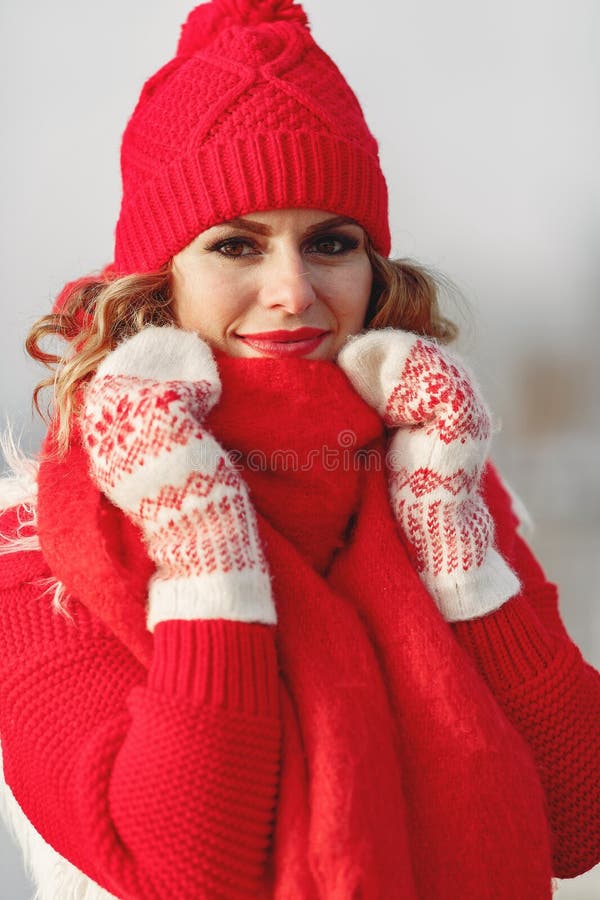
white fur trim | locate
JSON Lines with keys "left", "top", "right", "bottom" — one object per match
{"left": 0, "top": 738, "right": 117, "bottom": 900}
{"left": 500, "top": 477, "right": 535, "bottom": 540}
{"left": 0, "top": 426, "right": 41, "bottom": 555}
{"left": 0, "top": 428, "right": 71, "bottom": 614}
{"left": 0, "top": 426, "right": 39, "bottom": 519}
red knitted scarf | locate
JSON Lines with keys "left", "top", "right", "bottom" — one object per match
{"left": 36, "top": 358, "right": 553, "bottom": 898}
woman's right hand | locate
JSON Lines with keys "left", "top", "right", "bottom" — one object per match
{"left": 80, "top": 326, "right": 275, "bottom": 630}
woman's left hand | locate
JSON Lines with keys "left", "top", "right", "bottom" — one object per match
{"left": 338, "top": 328, "right": 520, "bottom": 621}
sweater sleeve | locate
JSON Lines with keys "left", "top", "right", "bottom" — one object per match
{"left": 0, "top": 546, "right": 281, "bottom": 899}
{"left": 451, "top": 464, "right": 600, "bottom": 879}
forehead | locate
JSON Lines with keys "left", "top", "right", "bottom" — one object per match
{"left": 205, "top": 208, "right": 363, "bottom": 235}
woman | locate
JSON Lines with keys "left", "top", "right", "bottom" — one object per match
{"left": 0, "top": 1, "right": 599, "bottom": 898}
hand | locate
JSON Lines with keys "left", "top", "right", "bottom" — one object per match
{"left": 80, "top": 326, "right": 275, "bottom": 630}
{"left": 338, "top": 329, "right": 519, "bottom": 621}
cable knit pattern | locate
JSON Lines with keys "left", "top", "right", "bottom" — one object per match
{"left": 110, "top": 0, "right": 389, "bottom": 276}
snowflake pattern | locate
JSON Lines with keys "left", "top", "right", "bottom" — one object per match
{"left": 384, "top": 340, "right": 490, "bottom": 445}
{"left": 82, "top": 375, "right": 215, "bottom": 491}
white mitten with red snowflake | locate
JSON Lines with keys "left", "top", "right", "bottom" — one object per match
{"left": 80, "top": 326, "right": 275, "bottom": 631}
{"left": 338, "top": 329, "right": 520, "bottom": 621}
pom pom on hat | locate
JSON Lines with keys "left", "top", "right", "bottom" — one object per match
{"left": 178, "top": 0, "right": 309, "bottom": 56}
{"left": 113, "top": 0, "right": 391, "bottom": 274}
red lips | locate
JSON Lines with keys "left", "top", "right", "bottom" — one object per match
{"left": 237, "top": 328, "right": 327, "bottom": 341}
{"left": 236, "top": 327, "right": 330, "bottom": 357}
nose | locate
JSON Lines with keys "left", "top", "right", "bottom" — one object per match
{"left": 258, "top": 249, "right": 316, "bottom": 314}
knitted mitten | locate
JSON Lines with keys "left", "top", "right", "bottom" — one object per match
{"left": 80, "top": 326, "right": 275, "bottom": 631}
{"left": 338, "top": 329, "right": 519, "bottom": 621}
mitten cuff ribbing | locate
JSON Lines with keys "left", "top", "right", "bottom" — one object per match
{"left": 424, "top": 547, "right": 521, "bottom": 622}
{"left": 147, "top": 569, "right": 276, "bottom": 631}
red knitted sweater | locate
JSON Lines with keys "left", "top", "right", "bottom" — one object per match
{"left": 0, "top": 358, "right": 599, "bottom": 899}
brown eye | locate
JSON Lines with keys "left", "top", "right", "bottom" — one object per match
{"left": 307, "top": 234, "right": 360, "bottom": 255}
{"left": 210, "top": 238, "right": 257, "bottom": 258}
{"left": 315, "top": 238, "right": 342, "bottom": 254}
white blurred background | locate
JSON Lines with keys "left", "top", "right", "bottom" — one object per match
{"left": 1, "top": 0, "right": 598, "bottom": 896}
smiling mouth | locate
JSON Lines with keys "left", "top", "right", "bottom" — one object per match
{"left": 236, "top": 328, "right": 329, "bottom": 357}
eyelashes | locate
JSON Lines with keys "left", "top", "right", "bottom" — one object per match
{"left": 308, "top": 234, "right": 361, "bottom": 255}
{"left": 204, "top": 238, "right": 259, "bottom": 259}
{"left": 204, "top": 232, "right": 361, "bottom": 260}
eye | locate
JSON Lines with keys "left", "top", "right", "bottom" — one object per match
{"left": 306, "top": 233, "right": 360, "bottom": 255}
{"left": 208, "top": 237, "right": 259, "bottom": 259}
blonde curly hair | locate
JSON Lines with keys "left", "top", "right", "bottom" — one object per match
{"left": 26, "top": 239, "right": 458, "bottom": 455}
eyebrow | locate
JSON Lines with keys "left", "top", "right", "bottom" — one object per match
{"left": 217, "top": 215, "right": 362, "bottom": 236}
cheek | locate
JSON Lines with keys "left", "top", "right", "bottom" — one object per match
{"left": 171, "top": 267, "right": 248, "bottom": 337}
{"left": 171, "top": 265, "right": 197, "bottom": 328}
{"left": 334, "top": 264, "right": 372, "bottom": 325}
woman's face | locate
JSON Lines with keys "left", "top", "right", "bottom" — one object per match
{"left": 170, "top": 208, "right": 373, "bottom": 360}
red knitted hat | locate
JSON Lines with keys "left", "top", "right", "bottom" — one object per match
{"left": 113, "top": 0, "right": 390, "bottom": 274}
